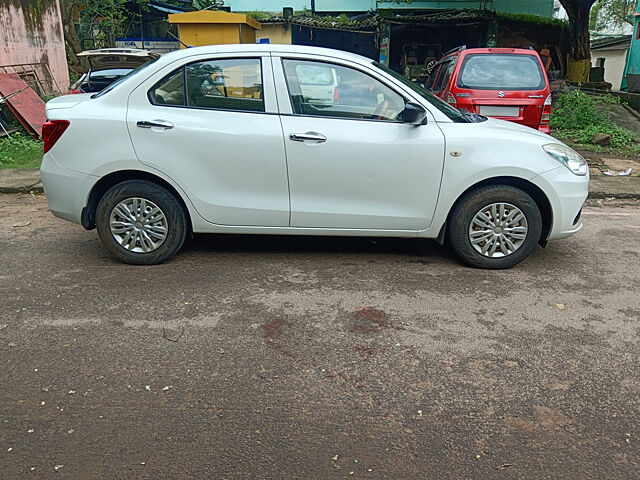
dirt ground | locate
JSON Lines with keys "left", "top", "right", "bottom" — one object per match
{"left": 1, "top": 194, "right": 640, "bottom": 479}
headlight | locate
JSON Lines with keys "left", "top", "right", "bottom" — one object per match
{"left": 543, "top": 144, "right": 588, "bottom": 176}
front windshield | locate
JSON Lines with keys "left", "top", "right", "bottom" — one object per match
{"left": 92, "top": 58, "right": 159, "bottom": 98}
{"left": 374, "top": 61, "right": 468, "bottom": 123}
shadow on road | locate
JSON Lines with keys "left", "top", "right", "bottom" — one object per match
{"left": 182, "top": 233, "right": 458, "bottom": 262}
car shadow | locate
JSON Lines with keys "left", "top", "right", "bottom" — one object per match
{"left": 182, "top": 233, "right": 458, "bottom": 263}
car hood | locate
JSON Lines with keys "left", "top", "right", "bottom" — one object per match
{"left": 479, "top": 117, "right": 556, "bottom": 143}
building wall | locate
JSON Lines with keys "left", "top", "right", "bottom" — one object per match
{"left": 257, "top": 24, "right": 292, "bottom": 44}
{"left": 0, "top": 0, "right": 69, "bottom": 93}
{"left": 226, "top": 0, "right": 553, "bottom": 17}
{"left": 177, "top": 23, "right": 241, "bottom": 47}
{"left": 592, "top": 48, "right": 628, "bottom": 90}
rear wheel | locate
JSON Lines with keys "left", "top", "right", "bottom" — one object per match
{"left": 96, "top": 180, "right": 187, "bottom": 265}
{"left": 447, "top": 185, "right": 542, "bottom": 269}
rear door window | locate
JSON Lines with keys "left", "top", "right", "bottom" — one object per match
{"left": 458, "top": 54, "right": 545, "bottom": 90}
{"left": 148, "top": 58, "right": 264, "bottom": 112}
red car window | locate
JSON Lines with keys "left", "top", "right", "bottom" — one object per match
{"left": 457, "top": 54, "right": 545, "bottom": 90}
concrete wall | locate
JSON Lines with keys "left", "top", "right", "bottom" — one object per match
{"left": 257, "top": 24, "right": 292, "bottom": 44}
{"left": 0, "top": 0, "right": 69, "bottom": 93}
{"left": 592, "top": 48, "right": 629, "bottom": 91}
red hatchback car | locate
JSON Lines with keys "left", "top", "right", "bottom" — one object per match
{"left": 426, "top": 47, "right": 551, "bottom": 134}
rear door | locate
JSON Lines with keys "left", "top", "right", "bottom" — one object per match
{"left": 453, "top": 52, "right": 548, "bottom": 129}
{"left": 126, "top": 53, "right": 290, "bottom": 227}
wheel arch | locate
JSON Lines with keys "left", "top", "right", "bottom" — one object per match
{"left": 437, "top": 176, "right": 553, "bottom": 247}
{"left": 81, "top": 170, "right": 192, "bottom": 234}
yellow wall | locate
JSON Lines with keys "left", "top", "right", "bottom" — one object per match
{"left": 239, "top": 24, "right": 256, "bottom": 44}
{"left": 177, "top": 23, "right": 242, "bottom": 47}
{"left": 257, "top": 24, "right": 292, "bottom": 45}
{"left": 169, "top": 10, "right": 261, "bottom": 48}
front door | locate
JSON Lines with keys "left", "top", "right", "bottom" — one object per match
{"left": 127, "top": 55, "right": 289, "bottom": 227}
{"left": 277, "top": 57, "right": 446, "bottom": 231}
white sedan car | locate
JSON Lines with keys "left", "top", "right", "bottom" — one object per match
{"left": 41, "top": 44, "right": 588, "bottom": 269}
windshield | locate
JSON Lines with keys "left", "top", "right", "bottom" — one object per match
{"left": 88, "top": 68, "right": 132, "bottom": 81}
{"left": 92, "top": 58, "right": 159, "bottom": 98}
{"left": 374, "top": 62, "right": 468, "bottom": 123}
{"left": 458, "top": 54, "right": 545, "bottom": 90}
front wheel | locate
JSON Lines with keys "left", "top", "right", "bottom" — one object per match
{"left": 96, "top": 180, "right": 188, "bottom": 265}
{"left": 447, "top": 185, "right": 542, "bottom": 269}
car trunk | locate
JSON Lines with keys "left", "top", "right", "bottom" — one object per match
{"left": 76, "top": 49, "right": 160, "bottom": 93}
{"left": 454, "top": 52, "right": 548, "bottom": 130}
{"left": 456, "top": 92, "right": 545, "bottom": 130}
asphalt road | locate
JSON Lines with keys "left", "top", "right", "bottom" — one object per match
{"left": 1, "top": 193, "right": 640, "bottom": 479}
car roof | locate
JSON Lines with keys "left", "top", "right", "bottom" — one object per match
{"left": 448, "top": 47, "right": 541, "bottom": 58}
{"left": 158, "top": 44, "right": 374, "bottom": 66}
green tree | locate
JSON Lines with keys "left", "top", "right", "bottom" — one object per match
{"left": 590, "top": 0, "right": 635, "bottom": 32}
{"left": 60, "top": 0, "right": 148, "bottom": 72}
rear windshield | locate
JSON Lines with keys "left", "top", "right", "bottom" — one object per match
{"left": 92, "top": 58, "right": 159, "bottom": 98}
{"left": 88, "top": 68, "right": 132, "bottom": 81}
{"left": 458, "top": 54, "right": 546, "bottom": 90}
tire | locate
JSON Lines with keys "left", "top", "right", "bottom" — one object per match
{"left": 447, "top": 185, "right": 542, "bottom": 269}
{"left": 96, "top": 180, "right": 188, "bottom": 265}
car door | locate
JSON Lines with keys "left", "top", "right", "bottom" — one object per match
{"left": 274, "top": 56, "right": 446, "bottom": 230}
{"left": 126, "top": 54, "right": 290, "bottom": 226}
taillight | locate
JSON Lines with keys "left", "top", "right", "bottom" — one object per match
{"left": 68, "top": 89, "right": 81, "bottom": 94}
{"left": 541, "top": 94, "right": 552, "bottom": 124}
{"left": 446, "top": 92, "right": 457, "bottom": 108}
{"left": 333, "top": 87, "right": 340, "bottom": 103}
{"left": 42, "top": 120, "right": 70, "bottom": 153}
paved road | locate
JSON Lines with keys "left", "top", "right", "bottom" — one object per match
{"left": 1, "top": 194, "right": 640, "bottom": 479}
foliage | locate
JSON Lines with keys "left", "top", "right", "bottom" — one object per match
{"left": 551, "top": 91, "right": 636, "bottom": 148}
{"left": 243, "top": 10, "right": 279, "bottom": 21}
{"left": 496, "top": 11, "right": 568, "bottom": 28}
{"left": 0, "top": 133, "right": 43, "bottom": 170}
{"left": 590, "top": 0, "right": 635, "bottom": 32}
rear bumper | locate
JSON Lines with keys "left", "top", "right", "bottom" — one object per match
{"left": 533, "top": 166, "right": 589, "bottom": 241}
{"left": 538, "top": 124, "right": 550, "bottom": 135}
{"left": 40, "top": 152, "right": 96, "bottom": 225}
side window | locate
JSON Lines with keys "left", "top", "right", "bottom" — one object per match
{"left": 283, "top": 59, "right": 406, "bottom": 122}
{"left": 433, "top": 60, "right": 451, "bottom": 92}
{"left": 426, "top": 63, "right": 443, "bottom": 91}
{"left": 149, "top": 58, "right": 264, "bottom": 112}
{"left": 150, "top": 69, "right": 184, "bottom": 106}
{"left": 437, "top": 60, "right": 456, "bottom": 93}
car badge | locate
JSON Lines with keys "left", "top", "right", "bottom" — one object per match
{"left": 498, "top": 91, "right": 505, "bottom": 98}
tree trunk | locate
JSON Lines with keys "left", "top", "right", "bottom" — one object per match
{"left": 560, "top": 0, "right": 596, "bottom": 82}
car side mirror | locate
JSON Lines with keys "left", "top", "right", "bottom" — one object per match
{"left": 402, "top": 102, "right": 428, "bottom": 126}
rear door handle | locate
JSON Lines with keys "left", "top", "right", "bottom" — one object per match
{"left": 289, "top": 132, "right": 326, "bottom": 143}
{"left": 137, "top": 120, "right": 174, "bottom": 129}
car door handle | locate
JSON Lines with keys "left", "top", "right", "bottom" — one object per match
{"left": 137, "top": 120, "right": 174, "bottom": 129}
{"left": 289, "top": 132, "right": 326, "bottom": 143}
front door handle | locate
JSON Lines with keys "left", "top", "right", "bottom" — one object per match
{"left": 137, "top": 120, "right": 174, "bottom": 129}
{"left": 289, "top": 132, "right": 326, "bottom": 143}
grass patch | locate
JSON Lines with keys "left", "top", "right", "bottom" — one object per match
{"left": 0, "top": 133, "right": 43, "bottom": 169}
{"left": 550, "top": 91, "right": 636, "bottom": 149}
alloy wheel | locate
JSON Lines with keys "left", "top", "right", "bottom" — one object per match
{"left": 109, "top": 197, "right": 168, "bottom": 253}
{"left": 468, "top": 202, "right": 528, "bottom": 258}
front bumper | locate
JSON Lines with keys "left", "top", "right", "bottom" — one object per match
{"left": 533, "top": 166, "right": 589, "bottom": 241}
{"left": 40, "top": 152, "right": 96, "bottom": 225}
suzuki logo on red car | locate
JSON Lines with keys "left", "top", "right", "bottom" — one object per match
{"left": 498, "top": 91, "right": 505, "bottom": 98}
